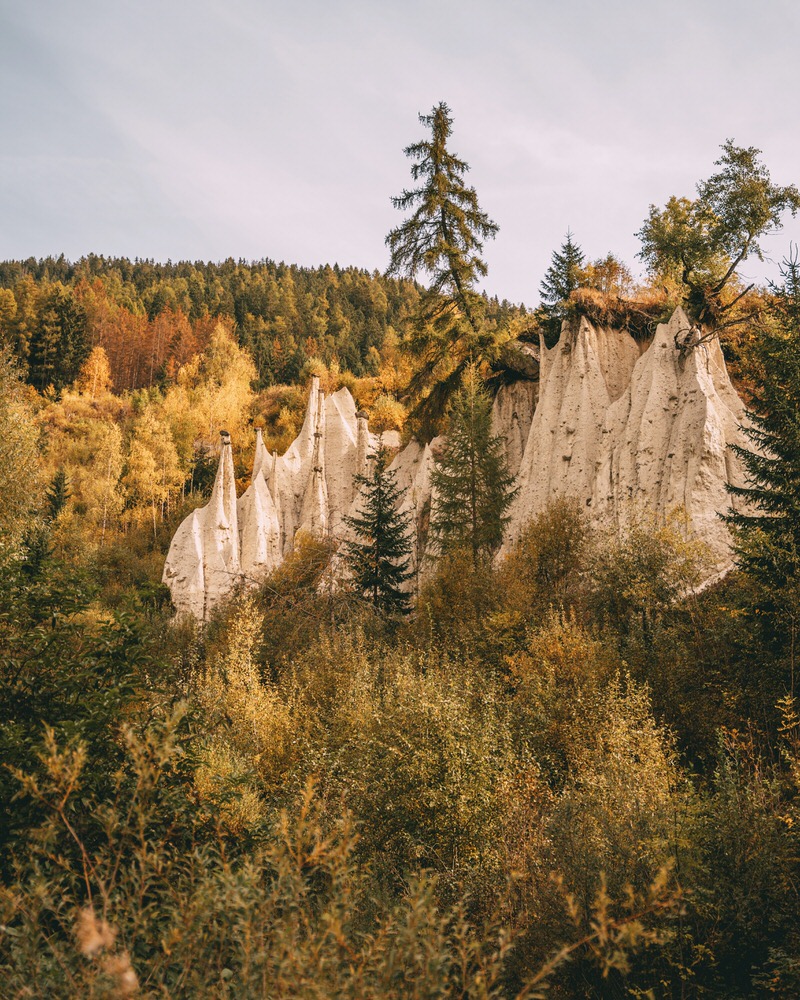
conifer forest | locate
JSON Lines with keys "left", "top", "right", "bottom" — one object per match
{"left": 3, "top": 92, "right": 800, "bottom": 999}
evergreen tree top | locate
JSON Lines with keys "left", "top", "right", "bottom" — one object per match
{"left": 725, "top": 252, "right": 800, "bottom": 588}
{"left": 539, "top": 230, "right": 586, "bottom": 308}
{"left": 385, "top": 102, "right": 504, "bottom": 434}
{"left": 386, "top": 102, "right": 498, "bottom": 302}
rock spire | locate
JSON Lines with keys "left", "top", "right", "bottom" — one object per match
{"left": 163, "top": 378, "right": 382, "bottom": 618}
{"left": 163, "top": 310, "right": 754, "bottom": 617}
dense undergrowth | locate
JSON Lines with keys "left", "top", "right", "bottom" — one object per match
{"left": 2, "top": 250, "right": 800, "bottom": 996}
{"left": 2, "top": 496, "right": 800, "bottom": 998}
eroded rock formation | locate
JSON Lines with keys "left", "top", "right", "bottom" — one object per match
{"left": 163, "top": 430, "right": 240, "bottom": 620}
{"left": 163, "top": 309, "right": 752, "bottom": 617}
{"left": 589, "top": 308, "right": 748, "bottom": 569}
{"left": 163, "top": 377, "right": 380, "bottom": 618}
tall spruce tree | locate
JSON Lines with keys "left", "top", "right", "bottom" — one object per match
{"left": 538, "top": 230, "right": 585, "bottom": 345}
{"left": 386, "top": 102, "right": 500, "bottom": 433}
{"left": 726, "top": 251, "right": 800, "bottom": 590}
{"left": 343, "top": 444, "right": 414, "bottom": 615}
{"left": 45, "top": 468, "right": 71, "bottom": 521}
{"left": 28, "top": 284, "right": 89, "bottom": 391}
{"left": 430, "top": 365, "right": 517, "bottom": 567}
{"left": 724, "top": 251, "right": 800, "bottom": 688}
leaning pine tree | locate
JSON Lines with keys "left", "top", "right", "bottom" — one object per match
{"left": 343, "top": 444, "right": 414, "bottom": 616}
{"left": 430, "top": 365, "right": 518, "bottom": 568}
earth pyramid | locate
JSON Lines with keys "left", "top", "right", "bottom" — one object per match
{"left": 163, "top": 309, "right": 751, "bottom": 618}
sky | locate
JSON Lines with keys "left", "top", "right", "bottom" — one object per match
{"left": 2, "top": 0, "right": 799, "bottom": 306}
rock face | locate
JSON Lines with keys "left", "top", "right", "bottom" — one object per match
{"left": 491, "top": 379, "right": 538, "bottom": 478}
{"left": 506, "top": 317, "right": 643, "bottom": 524}
{"left": 163, "top": 430, "right": 241, "bottom": 620}
{"left": 238, "top": 432, "right": 281, "bottom": 586}
{"left": 163, "top": 377, "right": 379, "bottom": 618}
{"left": 386, "top": 438, "right": 436, "bottom": 585}
{"left": 163, "top": 310, "right": 753, "bottom": 617}
{"left": 503, "top": 307, "right": 748, "bottom": 570}
{"left": 589, "top": 308, "right": 748, "bottom": 570}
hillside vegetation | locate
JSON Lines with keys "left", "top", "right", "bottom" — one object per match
{"left": 2, "top": 267, "right": 800, "bottom": 996}
{"left": 2, "top": 130, "right": 800, "bottom": 996}
{"left": 0, "top": 254, "right": 522, "bottom": 393}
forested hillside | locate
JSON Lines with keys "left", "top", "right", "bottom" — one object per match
{"left": 0, "top": 255, "right": 522, "bottom": 392}
{"left": 3, "top": 258, "right": 800, "bottom": 995}
{"left": 3, "top": 130, "right": 800, "bottom": 997}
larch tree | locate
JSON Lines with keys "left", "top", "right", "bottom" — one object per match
{"left": 161, "top": 322, "right": 256, "bottom": 466}
{"left": 0, "top": 289, "right": 17, "bottom": 344}
{"left": 429, "top": 364, "right": 517, "bottom": 568}
{"left": 73, "top": 345, "right": 113, "bottom": 398}
{"left": 582, "top": 253, "right": 634, "bottom": 299}
{"left": 124, "top": 408, "right": 183, "bottom": 537}
{"left": 86, "top": 422, "right": 126, "bottom": 545}
{"left": 342, "top": 444, "right": 414, "bottom": 616}
{"left": 386, "top": 101, "right": 500, "bottom": 434}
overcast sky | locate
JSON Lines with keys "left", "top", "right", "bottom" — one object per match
{"left": 2, "top": 0, "right": 799, "bottom": 305}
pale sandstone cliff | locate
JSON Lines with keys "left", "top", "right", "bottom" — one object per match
{"left": 164, "top": 378, "right": 386, "bottom": 617}
{"left": 163, "top": 310, "right": 751, "bottom": 617}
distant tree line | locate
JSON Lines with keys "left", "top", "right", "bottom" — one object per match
{"left": 0, "top": 256, "right": 524, "bottom": 395}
